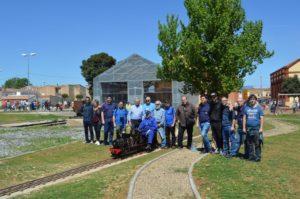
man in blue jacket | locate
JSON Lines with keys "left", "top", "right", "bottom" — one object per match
{"left": 101, "top": 96, "right": 116, "bottom": 145}
{"left": 138, "top": 109, "right": 158, "bottom": 151}
{"left": 81, "top": 96, "right": 94, "bottom": 143}
{"left": 113, "top": 101, "right": 128, "bottom": 138}
{"left": 198, "top": 95, "right": 212, "bottom": 153}
{"left": 164, "top": 100, "right": 176, "bottom": 148}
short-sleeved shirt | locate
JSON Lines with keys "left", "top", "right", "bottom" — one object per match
{"left": 102, "top": 103, "right": 116, "bottom": 121}
{"left": 244, "top": 104, "right": 264, "bottom": 127}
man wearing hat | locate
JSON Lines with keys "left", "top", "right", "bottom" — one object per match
{"left": 243, "top": 94, "right": 264, "bottom": 162}
{"left": 138, "top": 109, "right": 158, "bottom": 151}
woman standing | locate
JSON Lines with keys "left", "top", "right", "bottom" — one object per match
{"left": 92, "top": 100, "right": 102, "bottom": 145}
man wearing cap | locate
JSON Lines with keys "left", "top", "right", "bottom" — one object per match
{"left": 138, "top": 109, "right": 158, "bottom": 151}
{"left": 176, "top": 96, "right": 196, "bottom": 149}
{"left": 243, "top": 94, "right": 264, "bottom": 162}
{"left": 153, "top": 100, "right": 166, "bottom": 148}
{"left": 209, "top": 93, "right": 223, "bottom": 153}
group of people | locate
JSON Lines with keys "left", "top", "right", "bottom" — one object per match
{"left": 0, "top": 100, "right": 35, "bottom": 111}
{"left": 81, "top": 93, "right": 264, "bottom": 162}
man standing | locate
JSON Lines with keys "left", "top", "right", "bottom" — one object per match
{"left": 81, "top": 97, "right": 94, "bottom": 143}
{"left": 153, "top": 100, "right": 166, "bottom": 148}
{"left": 209, "top": 93, "right": 223, "bottom": 153}
{"left": 221, "top": 97, "right": 237, "bottom": 157}
{"left": 128, "top": 98, "right": 144, "bottom": 134}
{"left": 198, "top": 95, "right": 212, "bottom": 153}
{"left": 243, "top": 94, "right": 264, "bottom": 162}
{"left": 138, "top": 110, "right": 158, "bottom": 151}
{"left": 113, "top": 101, "right": 128, "bottom": 138}
{"left": 101, "top": 96, "right": 116, "bottom": 145}
{"left": 234, "top": 97, "right": 247, "bottom": 156}
{"left": 164, "top": 100, "right": 176, "bottom": 148}
{"left": 176, "top": 96, "right": 196, "bottom": 149}
{"left": 142, "top": 96, "right": 155, "bottom": 118}
{"left": 92, "top": 100, "right": 102, "bottom": 145}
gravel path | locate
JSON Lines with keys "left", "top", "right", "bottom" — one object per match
{"left": 264, "top": 118, "right": 298, "bottom": 137}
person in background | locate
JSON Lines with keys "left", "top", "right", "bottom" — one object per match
{"left": 81, "top": 96, "right": 94, "bottom": 143}
{"left": 153, "top": 100, "right": 166, "bottom": 148}
{"left": 113, "top": 101, "right": 128, "bottom": 138}
{"left": 142, "top": 96, "right": 155, "bottom": 118}
{"left": 164, "top": 100, "right": 176, "bottom": 148}
{"left": 292, "top": 100, "right": 297, "bottom": 114}
{"left": 101, "top": 96, "right": 116, "bottom": 145}
{"left": 221, "top": 97, "right": 237, "bottom": 157}
{"left": 92, "top": 100, "right": 102, "bottom": 145}
{"left": 243, "top": 94, "right": 264, "bottom": 162}
{"left": 125, "top": 101, "right": 132, "bottom": 112}
{"left": 176, "top": 96, "right": 196, "bottom": 149}
{"left": 198, "top": 95, "right": 212, "bottom": 153}
{"left": 138, "top": 110, "right": 158, "bottom": 152}
{"left": 128, "top": 98, "right": 144, "bottom": 134}
{"left": 209, "top": 93, "right": 223, "bottom": 153}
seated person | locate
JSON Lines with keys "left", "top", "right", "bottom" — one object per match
{"left": 138, "top": 109, "right": 158, "bottom": 151}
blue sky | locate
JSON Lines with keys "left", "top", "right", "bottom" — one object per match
{"left": 0, "top": 0, "right": 299, "bottom": 88}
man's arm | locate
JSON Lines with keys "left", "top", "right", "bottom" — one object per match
{"left": 260, "top": 116, "right": 264, "bottom": 132}
{"left": 101, "top": 111, "right": 105, "bottom": 124}
{"left": 243, "top": 115, "right": 246, "bottom": 133}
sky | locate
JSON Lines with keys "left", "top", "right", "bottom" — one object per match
{"left": 0, "top": 0, "right": 299, "bottom": 88}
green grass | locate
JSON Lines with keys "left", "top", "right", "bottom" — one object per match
{"left": 16, "top": 149, "right": 171, "bottom": 199}
{"left": 0, "top": 113, "right": 67, "bottom": 124}
{"left": 193, "top": 115, "right": 300, "bottom": 199}
{"left": 0, "top": 142, "right": 111, "bottom": 189}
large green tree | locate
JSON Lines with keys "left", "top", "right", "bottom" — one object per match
{"left": 3, "top": 77, "right": 30, "bottom": 89}
{"left": 158, "top": 0, "right": 273, "bottom": 95}
{"left": 80, "top": 52, "right": 116, "bottom": 96}
{"left": 281, "top": 75, "right": 300, "bottom": 95}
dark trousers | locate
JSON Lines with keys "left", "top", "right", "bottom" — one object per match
{"left": 211, "top": 121, "right": 223, "bottom": 150}
{"left": 166, "top": 126, "right": 176, "bottom": 147}
{"left": 93, "top": 123, "right": 102, "bottom": 141}
{"left": 246, "top": 127, "right": 261, "bottom": 161}
{"left": 104, "top": 120, "right": 114, "bottom": 144}
{"left": 131, "top": 119, "right": 142, "bottom": 134}
{"left": 178, "top": 124, "right": 193, "bottom": 148}
{"left": 83, "top": 121, "right": 94, "bottom": 142}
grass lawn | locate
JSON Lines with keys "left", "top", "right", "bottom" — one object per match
{"left": 16, "top": 149, "right": 171, "bottom": 199}
{"left": 0, "top": 113, "right": 67, "bottom": 125}
{"left": 0, "top": 142, "right": 111, "bottom": 189}
{"left": 193, "top": 115, "right": 300, "bottom": 199}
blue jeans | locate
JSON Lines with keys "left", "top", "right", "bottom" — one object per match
{"left": 157, "top": 126, "right": 166, "bottom": 147}
{"left": 222, "top": 126, "right": 240, "bottom": 156}
{"left": 199, "top": 122, "right": 211, "bottom": 152}
{"left": 104, "top": 120, "right": 114, "bottom": 145}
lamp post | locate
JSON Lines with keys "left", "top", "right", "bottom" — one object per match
{"left": 21, "top": 52, "right": 37, "bottom": 88}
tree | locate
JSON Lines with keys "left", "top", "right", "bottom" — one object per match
{"left": 76, "top": 94, "right": 83, "bottom": 100}
{"left": 80, "top": 52, "right": 116, "bottom": 96}
{"left": 61, "top": 93, "right": 69, "bottom": 99}
{"left": 157, "top": 0, "right": 273, "bottom": 95}
{"left": 3, "top": 77, "right": 30, "bottom": 89}
{"left": 281, "top": 75, "right": 300, "bottom": 95}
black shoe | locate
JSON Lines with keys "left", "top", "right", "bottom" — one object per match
{"left": 145, "top": 144, "right": 152, "bottom": 152}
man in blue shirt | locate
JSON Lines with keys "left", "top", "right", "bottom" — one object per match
{"left": 138, "top": 110, "right": 158, "bottom": 151}
{"left": 198, "top": 95, "right": 212, "bottom": 153}
{"left": 153, "top": 100, "right": 166, "bottom": 148}
{"left": 113, "top": 101, "right": 128, "bottom": 139}
{"left": 80, "top": 97, "right": 94, "bottom": 143}
{"left": 101, "top": 96, "right": 116, "bottom": 145}
{"left": 221, "top": 97, "right": 238, "bottom": 157}
{"left": 128, "top": 98, "right": 143, "bottom": 134}
{"left": 243, "top": 94, "right": 264, "bottom": 162}
{"left": 142, "top": 96, "right": 155, "bottom": 118}
{"left": 164, "top": 100, "right": 176, "bottom": 148}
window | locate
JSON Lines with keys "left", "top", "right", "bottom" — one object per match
{"left": 143, "top": 81, "right": 172, "bottom": 103}
{"left": 101, "top": 82, "right": 127, "bottom": 103}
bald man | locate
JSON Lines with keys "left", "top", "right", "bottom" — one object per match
{"left": 234, "top": 97, "right": 247, "bottom": 157}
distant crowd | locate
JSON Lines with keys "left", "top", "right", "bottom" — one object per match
{"left": 81, "top": 93, "right": 265, "bottom": 162}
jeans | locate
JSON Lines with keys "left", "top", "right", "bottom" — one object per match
{"left": 104, "top": 120, "right": 114, "bottom": 145}
{"left": 178, "top": 124, "right": 193, "bottom": 148}
{"left": 93, "top": 123, "right": 102, "bottom": 141}
{"left": 211, "top": 121, "right": 223, "bottom": 150}
{"left": 237, "top": 128, "right": 248, "bottom": 157}
{"left": 222, "top": 126, "right": 240, "bottom": 156}
{"left": 199, "top": 122, "right": 211, "bottom": 152}
{"left": 157, "top": 126, "right": 166, "bottom": 147}
{"left": 83, "top": 121, "right": 94, "bottom": 142}
{"left": 246, "top": 127, "right": 261, "bottom": 161}
{"left": 165, "top": 126, "right": 176, "bottom": 147}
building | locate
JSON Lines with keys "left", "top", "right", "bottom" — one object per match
{"left": 93, "top": 54, "right": 199, "bottom": 107}
{"left": 242, "top": 88, "right": 271, "bottom": 100}
{"left": 270, "top": 58, "right": 300, "bottom": 106}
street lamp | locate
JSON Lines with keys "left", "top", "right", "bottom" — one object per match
{"left": 21, "top": 52, "right": 37, "bottom": 88}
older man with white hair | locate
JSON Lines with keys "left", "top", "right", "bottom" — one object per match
{"left": 153, "top": 100, "right": 166, "bottom": 148}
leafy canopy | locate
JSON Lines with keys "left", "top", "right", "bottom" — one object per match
{"left": 3, "top": 77, "right": 30, "bottom": 89}
{"left": 80, "top": 52, "right": 116, "bottom": 96}
{"left": 158, "top": 0, "right": 273, "bottom": 95}
{"left": 281, "top": 75, "right": 300, "bottom": 94}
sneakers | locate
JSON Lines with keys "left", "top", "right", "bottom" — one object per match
{"left": 95, "top": 141, "right": 100, "bottom": 146}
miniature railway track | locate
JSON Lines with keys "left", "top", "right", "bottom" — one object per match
{"left": 0, "top": 158, "right": 118, "bottom": 197}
